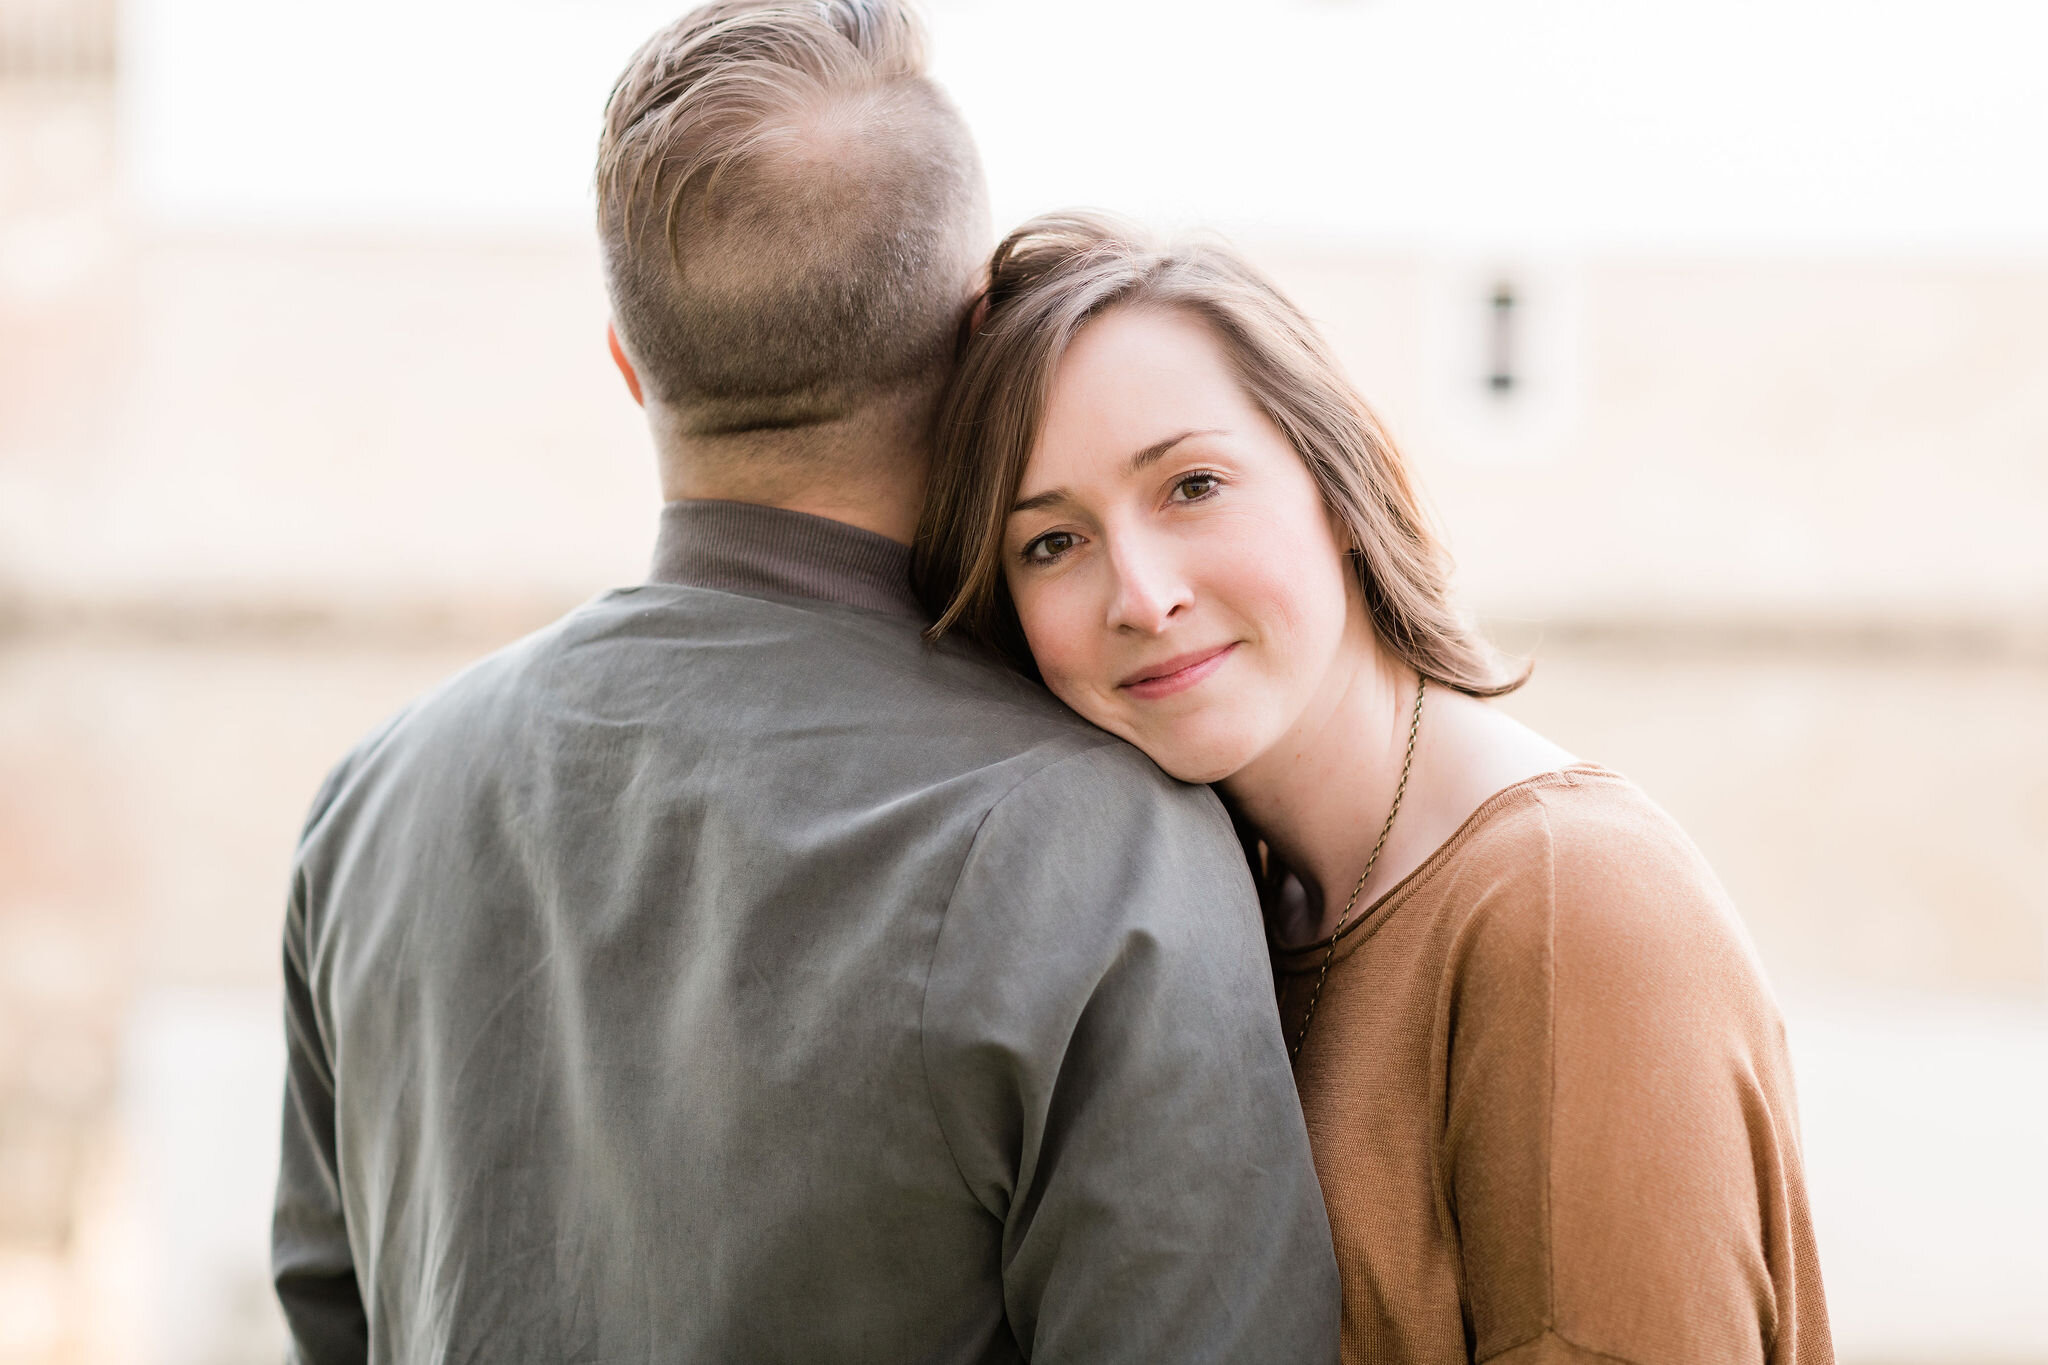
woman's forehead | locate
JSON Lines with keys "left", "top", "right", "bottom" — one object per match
{"left": 1025, "top": 308, "right": 1257, "bottom": 481}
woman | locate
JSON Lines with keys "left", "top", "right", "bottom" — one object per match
{"left": 916, "top": 214, "right": 1831, "bottom": 1364}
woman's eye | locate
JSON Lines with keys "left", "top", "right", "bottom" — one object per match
{"left": 1171, "top": 472, "right": 1222, "bottom": 502}
{"left": 1023, "top": 530, "right": 1078, "bottom": 563}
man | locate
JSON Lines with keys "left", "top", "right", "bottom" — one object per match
{"left": 271, "top": 2, "right": 1339, "bottom": 1360}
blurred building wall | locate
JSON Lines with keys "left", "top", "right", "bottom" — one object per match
{"left": 0, "top": 0, "right": 112, "bottom": 78}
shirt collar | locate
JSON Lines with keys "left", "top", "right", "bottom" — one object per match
{"left": 647, "top": 498, "right": 924, "bottom": 619}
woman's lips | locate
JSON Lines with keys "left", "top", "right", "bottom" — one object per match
{"left": 1118, "top": 642, "right": 1239, "bottom": 701}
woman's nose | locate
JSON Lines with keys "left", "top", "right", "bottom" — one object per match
{"left": 1104, "top": 535, "right": 1192, "bottom": 634}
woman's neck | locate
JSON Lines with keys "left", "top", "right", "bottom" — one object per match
{"left": 1219, "top": 629, "right": 1418, "bottom": 946}
{"left": 1223, "top": 636, "right": 1581, "bottom": 949}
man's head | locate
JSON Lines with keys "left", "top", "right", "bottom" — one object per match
{"left": 597, "top": 0, "right": 988, "bottom": 484}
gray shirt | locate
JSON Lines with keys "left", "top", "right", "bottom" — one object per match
{"left": 274, "top": 499, "right": 1340, "bottom": 1363}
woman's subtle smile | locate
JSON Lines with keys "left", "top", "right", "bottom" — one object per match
{"left": 1117, "top": 642, "right": 1239, "bottom": 700}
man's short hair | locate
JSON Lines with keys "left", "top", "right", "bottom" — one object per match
{"left": 597, "top": 0, "right": 986, "bottom": 435}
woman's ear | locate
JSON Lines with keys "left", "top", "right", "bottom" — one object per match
{"left": 1326, "top": 503, "right": 1360, "bottom": 556}
{"left": 607, "top": 321, "right": 645, "bottom": 407}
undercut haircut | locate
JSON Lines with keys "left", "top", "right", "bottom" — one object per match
{"left": 597, "top": 0, "right": 987, "bottom": 435}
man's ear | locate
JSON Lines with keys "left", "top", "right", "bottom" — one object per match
{"left": 607, "top": 320, "right": 645, "bottom": 407}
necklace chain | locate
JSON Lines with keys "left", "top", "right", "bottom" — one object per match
{"left": 1288, "top": 673, "right": 1426, "bottom": 1062}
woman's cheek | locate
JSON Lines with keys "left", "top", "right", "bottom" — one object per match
{"left": 1029, "top": 637, "right": 1094, "bottom": 717}
{"left": 1016, "top": 592, "right": 1082, "bottom": 690}
{"left": 1020, "top": 607, "right": 1117, "bottom": 730}
{"left": 1252, "top": 550, "right": 1349, "bottom": 658}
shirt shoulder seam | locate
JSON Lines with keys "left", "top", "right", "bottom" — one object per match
{"left": 915, "top": 735, "right": 1137, "bottom": 1212}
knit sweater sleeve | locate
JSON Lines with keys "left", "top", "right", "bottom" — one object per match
{"left": 1441, "top": 783, "right": 1831, "bottom": 1365}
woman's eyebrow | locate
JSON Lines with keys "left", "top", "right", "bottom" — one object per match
{"left": 1126, "top": 428, "right": 1222, "bottom": 477}
{"left": 1009, "top": 429, "right": 1224, "bottom": 515}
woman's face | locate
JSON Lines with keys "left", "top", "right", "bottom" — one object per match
{"left": 1003, "top": 305, "right": 1366, "bottom": 783}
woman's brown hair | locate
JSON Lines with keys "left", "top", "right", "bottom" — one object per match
{"left": 915, "top": 211, "right": 1526, "bottom": 698}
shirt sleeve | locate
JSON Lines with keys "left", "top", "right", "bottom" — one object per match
{"left": 272, "top": 764, "right": 371, "bottom": 1365}
{"left": 1442, "top": 792, "right": 1830, "bottom": 1365}
{"left": 922, "top": 742, "right": 1341, "bottom": 1364}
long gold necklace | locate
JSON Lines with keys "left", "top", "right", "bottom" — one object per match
{"left": 1289, "top": 673, "right": 1426, "bottom": 1062}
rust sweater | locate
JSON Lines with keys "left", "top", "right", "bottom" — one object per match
{"left": 1273, "top": 766, "right": 1830, "bottom": 1364}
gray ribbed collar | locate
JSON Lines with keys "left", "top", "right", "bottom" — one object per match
{"left": 648, "top": 498, "right": 923, "bottom": 618}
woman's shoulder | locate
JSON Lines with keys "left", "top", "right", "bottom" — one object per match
{"left": 1482, "top": 759, "right": 1703, "bottom": 853}
{"left": 1443, "top": 767, "right": 1777, "bottom": 1020}
{"left": 1450, "top": 766, "right": 1724, "bottom": 910}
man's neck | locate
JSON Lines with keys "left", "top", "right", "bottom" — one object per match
{"left": 651, "top": 398, "right": 931, "bottom": 547}
{"left": 657, "top": 471, "right": 925, "bottom": 546}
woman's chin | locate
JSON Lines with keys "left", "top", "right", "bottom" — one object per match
{"left": 1056, "top": 691, "right": 1254, "bottom": 784}
{"left": 1128, "top": 733, "right": 1252, "bottom": 786}
{"left": 1162, "top": 756, "right": 1241, "bottom": 785}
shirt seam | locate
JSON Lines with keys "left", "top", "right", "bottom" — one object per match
{"left": 1538, "top": 789, "right": 1561, "bottom": 1339}
{"left": 916, "top": 737, "right": 1136, "bottom": 1216}
{"left": 294, "top": 704, "right": 415, "bottom": 1069}
{"left": 614, "top": 578, "right": 925, "bottom": 621}
{"left": 1477, "top": 1327, "right": 1646, "bottom": 1365}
